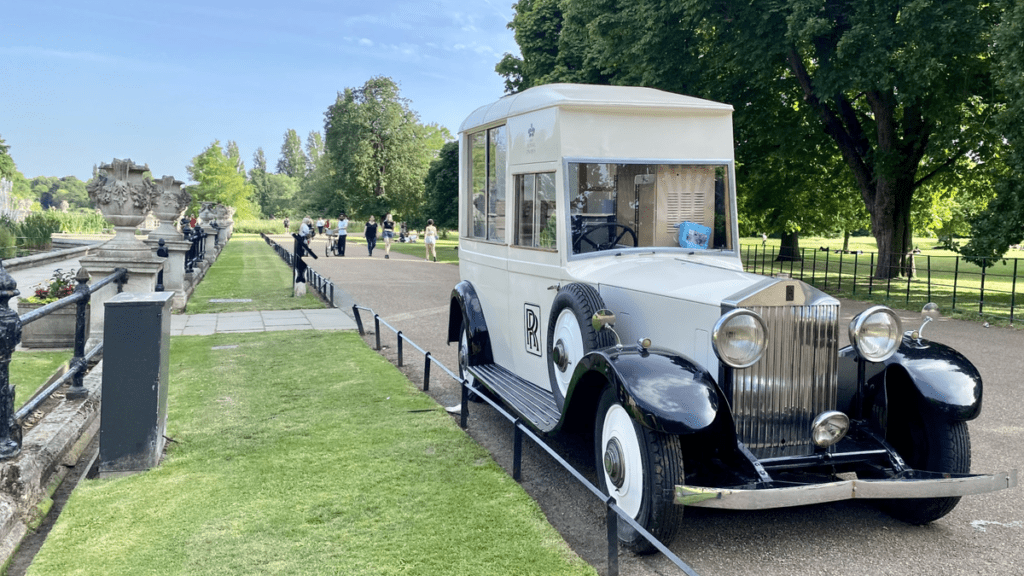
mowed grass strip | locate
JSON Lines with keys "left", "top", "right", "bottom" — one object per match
{"left": 27, "top": 331, "right": 596, "bottom": 576}
{"left": 186, "top": 234, "right": 324, "bottom": 314}
{"left": 10, "top": 350, "right": 69, "bottom": 411}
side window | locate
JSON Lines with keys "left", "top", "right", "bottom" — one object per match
{"left": 514, "top": 172, "right": 557, "bottom": 251}
{"left": 466, "top": 126, "right": 507, "bottom": 242}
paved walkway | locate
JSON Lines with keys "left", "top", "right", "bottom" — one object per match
{"left": 5, "top": 252, "right": 359, "bottom": 335}
{"left": 171, "top": 308, "right": 356, "bottom": 335}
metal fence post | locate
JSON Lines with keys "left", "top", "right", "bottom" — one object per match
{"left": 66, "top": 268, "right": 92, "bottom": 400}
{"left": 823, "top": 250, "right": 830, "bottom": 290}
{"left": 606, "top": 497, "right": 619, "bottom": 576}
{"left": 374, "top": 314, "right": 381, "bottom": 350}
{"left": 952, "top": 257, "right": 960, "bottom": 312}
{"left": 460, "top": 379, "right": 469, "bottom": 429}
{"left": 837, "top": 251, "right": 843, "bottom": 292}
{"left": 423, "top": 352, "right": 431, "bottom": 391}
{"left": 927, "top": 255, "right": 932, "bottom": 303}
{"left": 513, "top": 421, "right": 524, "bottom": 481}
{"left": 852, "top": 252, "right": 859, "bottom": 296}
{"left": 979, "top": 259, "right": 987, "bottom": 315}
{"left": 397, "top": 331, "right": 404, "bottom": 367}
{"left": 0, "top": 260, "right": 23, "bottom": 459}
{"left": 1012, "top": 259, "right": 1018, "bottom": 325}
{"left": 868, "top": 253, "right": 875, "bottom": 296}
{"left": 352, "top": 305, "right": 364, "bottom": 336}
{"left": 906, "top": 262, "right": 912, "bottom": 306}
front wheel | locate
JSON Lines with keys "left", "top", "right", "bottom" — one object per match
{"left": 595, "top": 386, "right": 683, "bottom": 554}
{"left": 879, "top": 411, "right": 971, "bottom": 524}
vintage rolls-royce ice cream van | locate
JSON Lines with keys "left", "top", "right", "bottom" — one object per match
{"left": 446, "top": 83, "right": 1016, "bottom": 553}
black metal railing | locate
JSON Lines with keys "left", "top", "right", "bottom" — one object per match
{"left": 743, "top": 245, "right": 1023, "bottom": 323}
{"left": 260, "top": 233, "right": 335, "bottom": 307}
{"left": 182, "top": 224, "right": 208, "bottom": 274}
{"left": 0, "top": 263, "right": 127, "bottom": 460}
{"left": 350, "top": 304, "right": 700, "bottom": 576}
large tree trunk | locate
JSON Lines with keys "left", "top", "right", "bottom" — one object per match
{"left": 776, "top": 231, "right": 801, "bottom": 261}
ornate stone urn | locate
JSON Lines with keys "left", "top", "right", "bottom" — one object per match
{"left": 150, "top": 176, "right": 191, "bottom": 241}
{"left": 213, "top": 203, "right": 234, "bottom": 243}
{"left": 198, "top": 201, "right": 217, "bottom": 228}
{"left": 87, "top": 158, "right": 158, "bottom": 258}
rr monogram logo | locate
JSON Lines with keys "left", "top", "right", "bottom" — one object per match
{"left": 524, "top": 303, "right": 541, "bottom": 356}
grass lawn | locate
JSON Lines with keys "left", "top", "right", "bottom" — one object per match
{"left": 309, "top": 233, "right": 461, "bottom": 264}
{"left": 10, "top": 351, "right": 69, "bottom": 412}
{"left": 26, "top": 331, "right": 595, "bottom": 576}
{"left": 186, "top": 235, "right": 324, "bottom": 314}
{"left": 742, "top": 236, "right": 1024, "bottom": 324}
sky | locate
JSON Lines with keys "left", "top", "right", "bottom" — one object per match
{"left": 0, "top": 0, "right": 520, "bottom": 183}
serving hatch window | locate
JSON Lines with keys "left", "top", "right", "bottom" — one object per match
{"left": 466, "top": 126, "right": 507, "bottom": 242}
{"left": 514, "top": 172, "right": 557, "bottom": 250}
{"left": 568, "top": 162, "right": 733, "bottom": 255}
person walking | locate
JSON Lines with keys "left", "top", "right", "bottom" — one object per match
{"left": 424, "top": 219, "right": 438, "bottom": 262}
{"left": 316, "top": 217, "right": 325, "bottom": 235}
{"left": 299, "top": 217, "right": 313, "bottom": 244}
{"left": 382, "top": 213, "right": 395, "bottom": 259}
{"left": 283, "top": 216, "right": 290, "bottom": 232}
{"left": 364, "top": 215, "right": 378, "bottom": 257}
{"left": 336, "top": 212, "right": 348, "bottom": 256}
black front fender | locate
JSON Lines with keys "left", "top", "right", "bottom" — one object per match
{"left": 839, "top": 336, "right": 983, "bottom": 421}
{"left": 573, "top": 347, "right": 722, "bottom": 435}
{"left": 447, "top": 280, "right": 493, "bottom": 366}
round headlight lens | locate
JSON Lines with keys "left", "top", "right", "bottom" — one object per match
{"left": 712, "top": 309, "right": 767, "bottom": 368}
{"left": 811, "top": 411, "right": 850, "bottom": 448}
{"left": 849, "top": 306, "right": 902, "bottom": 362}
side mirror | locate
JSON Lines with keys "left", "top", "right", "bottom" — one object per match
{"left": 592, "top": 309, "right": 621, "bottom": 347}
{"left": 912, "top": 302, "right": 941, "bottom": 340}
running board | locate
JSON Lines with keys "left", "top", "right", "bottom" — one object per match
{"left": 470, "top": 363, "right": 561, "bottom": 433}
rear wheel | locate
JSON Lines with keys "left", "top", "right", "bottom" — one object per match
{"left": 547, "top": 283, "right": 614, "bottom": 409}
{"left": 879, "top": 410, "right": 971, "bottom": 524}
{"left": 595, "top": 386, "right": 683, "bottom": 554}
{"left": 457, "top": 323, "right": 486, "bottom": 403}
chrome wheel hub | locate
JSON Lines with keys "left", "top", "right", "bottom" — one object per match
{"left": 604, "top": 437, "right": 625, "bottom": 489}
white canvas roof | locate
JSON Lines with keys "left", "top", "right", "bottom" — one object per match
{"left": 460, "top": 83, "right": 733, "bottom": 134}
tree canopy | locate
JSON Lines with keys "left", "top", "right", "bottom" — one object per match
{"left": 323, "top": 76, "right": 450, "bottom": 220}
{"left": 423, "top": 140, "right": 459, "bottom": 233}
{"left": 499, "top": 0, "right": 1014, "bottom": 276}
{"left": 0, "top": 134, "right": 14, "bottom": 181}
{"left": 277, "top": 129, "right": 307, "bottom": 179}
{"left": 187, "top": 140, "right": 257, "bottom": 218}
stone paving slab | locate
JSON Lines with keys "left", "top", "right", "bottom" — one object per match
{"left": 169, "top": 308, "right": 356, "bottom": 336}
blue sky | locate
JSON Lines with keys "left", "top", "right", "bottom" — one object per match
{"left": 0, "top": 1, "right": 519, "bottom": 182}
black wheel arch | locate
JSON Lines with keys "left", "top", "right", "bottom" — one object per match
{"left": 838, "top": 337, "right": 983, "bottom": 424}
{"left": 448, "top": 280, "right": 493, "bottom": 367}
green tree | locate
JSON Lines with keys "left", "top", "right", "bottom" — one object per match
{"left": 507, "top": 0, "right": 1008, "bottom": 277}
{"left": 277, "top": 129, "right": 307, "bottom": 179}
{"left": 249, "top": 147, "right": 271, "bottom": 217}
{"left": 423, "top": 140, "right": 459, "bottom": 235}
{"left": 226, "top": 140, "right": 246, "bottom": 175}
{"left": 187, "top": 140, "right": 257, "bottom": 218}
{"left": 263, "top": 173, "right": 300, "bottom": 218}
{"left": 323, "top": 76, "right": 448, "bottom": 219}
{"left": 960, "top": 0, "right": 1024, "bottom": 264}
{"left": 305, "top": 131, "right": 325, "bottom": 174}
{"left": 0, "top": 134, "right": 14, "bottom": 180}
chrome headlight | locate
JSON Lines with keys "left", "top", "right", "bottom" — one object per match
{"left": 849, "top": 305, "right": 902, "bottom": 362}
{"left": 811, "top": 411, "right": 850, "bottom": 448}
{"left": 712, "top": 309, "right": 767, "bottom": 368}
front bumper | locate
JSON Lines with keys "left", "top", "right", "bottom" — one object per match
{"left": 676, "top": 469, "right": 1017, "bottom": 510}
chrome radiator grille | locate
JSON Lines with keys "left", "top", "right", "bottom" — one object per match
{"left": 730, "top": 302, "right": 840, "bottom": 459}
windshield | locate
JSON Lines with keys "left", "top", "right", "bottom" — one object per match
{"left": 568, "top": 162, "right": 734, "bottom": 255}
